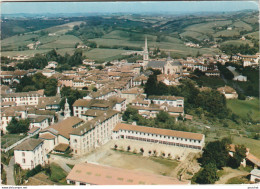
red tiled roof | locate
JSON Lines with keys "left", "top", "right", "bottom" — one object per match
{"left": 66, "top": 163, "right": 190, "bottom": 185}
{"left": 114, "top": 123, "right": 204, "bottom": 141}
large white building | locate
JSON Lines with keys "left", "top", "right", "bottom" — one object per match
{"left": 39, "top": 109, "right": 120, "bottom": 155}
{"left": 1, "top": 90, "right": 44, "bottom": 106}
{"left": 112, "top": 123, "right": 205, "bottom": 159}
{"left": 14, "top": 138, "right": 47, "bottom": 170}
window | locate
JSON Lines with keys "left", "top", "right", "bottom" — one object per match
{"left": 22, "top": 159, "right": 26, "bottom": 163}
{"left": 74, "top": 139, "right": 77, "bottom": 143}
{"left": 22, "top": 152, "right": 25, "bottom": 156}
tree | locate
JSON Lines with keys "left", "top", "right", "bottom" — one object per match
{"left": 199, "top": 138, "right": 231, "bottom": 169}
{"left": 44, "top": 78, "right": 57, "bottom": 96}
{"left": 228, "top": 145, "right": 247, "bottom": 169}
{"left": 6, "top": 118, "right": 30, "bottom": 134}
{"left": 193, "top": 163, "right": 219, "bottom": 184}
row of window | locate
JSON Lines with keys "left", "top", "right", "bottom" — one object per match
{"left": 119, "top": 130, "right": 201, "bottom": 143}
{"left": 124, "top": 135, "right": 202, "bottom": 149}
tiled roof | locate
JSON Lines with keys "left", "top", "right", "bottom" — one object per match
{"left": 71, "top": 110, "right": 119, "bottom": 136}
{"left": 66, "top": 163, "right": 190, "bottom": 185}
{"left": 14, "top": 138, "right": 43, "bottom": 151}
{"left": 53, "top": 143, "right": 69, "bottom": 152}
{"left": 28, "top": 127, "right": 40, "bottom": 134}
{"left": 217, "top": 86, "right": 237, "bottom": 94}
{"left": 39, "top": 133, "right": 56, "bottom": 140}
{"left": 114, "top": 123, "right": 204, "bottom": 141}
{"left": 1, "top": 90, "right": 44, "bottom": 98}
{"left": 41, "top": 116, "right": 84, "bottom": 139}
{"left": 148, "top": 95, "right": 184, "bottom": 101}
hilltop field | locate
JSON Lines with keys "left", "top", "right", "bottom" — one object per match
{"left": 1, "top": 10, "right": 258, "bottom": 61}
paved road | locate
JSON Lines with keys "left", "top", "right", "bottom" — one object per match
{"left": 4, "top": 156, "right": 15, "bottom": 185}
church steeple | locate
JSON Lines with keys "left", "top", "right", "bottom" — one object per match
{"left": 64, "top": 98, "right": 71, "bottom": 119}
{"left": 143, "top": 36, "right": 149, "bottom": 66}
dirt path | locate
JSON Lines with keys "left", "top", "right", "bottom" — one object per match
{"left": 215, "top": 167, "right": 248, "bottom": 184}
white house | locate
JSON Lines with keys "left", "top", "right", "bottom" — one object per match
{"left": 250, "top": 169, "right": 260, "bottom": 183}
{"left": 14, "top": 138, "right": 47, "bottom": 170}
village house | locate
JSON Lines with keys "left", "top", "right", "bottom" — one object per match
{"left": 73, "top": 98, "right": 126, "bottom": 119}
{"left": 250, "top": 169, "right": 260, "bottom": 183}
{"left": 1, "top": 90, "right": 44, "bottom": 106}
{"left": 66, "top": 162, "right": 190, "bottom": 185}
{"left": 14, "top": 138, "right": 47, "bottom": 170}
{"left": 45, "top": 61, "right": 58, "bottom": 69}
{"left": 217, "top": 86, "right": 238, "bottom": 99}
{"left": 121, "top": 87, "right": 145, "bottom": 104}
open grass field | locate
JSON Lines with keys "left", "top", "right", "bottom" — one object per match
{"left": 221, "top": 39, "right": 254, "bottom": 46}
{"left": 42, "top": 21, "right": 84, "bottom": 35}
{"left": 83, "top": 48, "right": 131, "bottom": 61}
{"left": 226, "top": 175, "right": 250, "bottom": 184}
{"left": 1, "top": 134, "right": 27, "bottom": 149}
{"left": 184, "top": 20, "right": 232, "bottom": 34}
{"left": 50, "top": 163, "right": 67, "bottom": 182}
{"left": 246, "top": 31, "right": 259, "bottom": 40}
{"left": 1, "top": 49, "right": 51, "bottom": 57}
{"left": 232, "top": 21, "right": 252, "bottom": 31}
{"left": 38, "top": 35, "right": 82, "bottom": 49}
{"left": 233, "top": 136, "right": 260, "bottom": 159}
{"left": 227, "top": 98, "right": 260, "bottom": 122}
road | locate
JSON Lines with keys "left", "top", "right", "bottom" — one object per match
{"left": 4, "top": 156, "right": 15, "bottom": 185}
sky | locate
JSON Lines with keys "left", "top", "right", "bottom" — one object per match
{"left": 1, "top": 1, "right": 259, "bottom": 15}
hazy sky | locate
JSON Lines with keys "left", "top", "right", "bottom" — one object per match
{"left": 1, "top": 1, "right": 259, "bottom": 15}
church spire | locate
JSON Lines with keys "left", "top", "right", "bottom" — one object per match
{"left": 64, "top": 98, "right": 71, "bottom": 119}
{"left": 143, "top": 36, "right": 149, "bottom": 66}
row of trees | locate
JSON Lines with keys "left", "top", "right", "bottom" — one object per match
{"left": 15, "top": 73, "right": 57, "bottom": 97}
{"left": 16, "top": 49, "right": 85, "bottom": 71}
{"left": 220, "top": 44, "right": 258, "bottom": 55}
{"left": 192, "top": 138, "right": 247, "bottom": 184}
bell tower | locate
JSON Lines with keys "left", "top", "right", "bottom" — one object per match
{"left": 143, "top": 36, "right": 149, "bottom": 67}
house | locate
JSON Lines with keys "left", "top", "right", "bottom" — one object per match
{"left": 233, "top": 75, "right": 247, "bottom": 82}
{"left": 45, "top": 61, "right": 58, "bottom": 69}
{"left": 250, "top": 169, "right": 260, "bottom": 183}
{"left": 147, "top": 95, "right": 184, "bottom": 107}
{"left": 29, "top": 116, "right": 50, "bottom": 130}
{"left": 121, "top": 87, "right": 145, "bottom": 104}
{"left": 14, "top": 138, "right": 47, "bottom": 170}
{"left": 66, "top": 162, "right": 190, "bottom": 185}
{"left": 82, "top": 59, "right": 95, "bottom": 65}
{"left": 42, "top": 69, "right": 56, "bottom": 78}
{"left": 1, "top": 90, "right": 44, "bottom": 106}
{"left": 37, "top": 97, "right": 61, "bottom": 111}
{"left": 204, "top": 70, "right": 220, "bottom": 77}
{"left": 59, "top": 76, "right": 74, "bottom": 87}
{"left": 217, "top": 86, "right": 238, "bottom": 99}
{"left": 229, "top": 144, "right": 249, "bottom": 167}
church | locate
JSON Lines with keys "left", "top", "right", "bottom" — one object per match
{"left": 142, "top": 37, "right": 183, "bottom": 75}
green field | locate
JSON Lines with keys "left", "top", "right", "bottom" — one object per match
{"left": 221, "top": 39, "right": 254, "bottom": 46}
{"left": 38, "top": 35, "right": 82, "bottom": 49}
{"left": 1, "top": 134, "right": 27, "bottom": 148}
{"left": 50, "top": 163, "right": 67, "bottom": 182}
{"left": 84, "top": 48, "right": 131, "bottom": 61}
{"left": 233, "top": 136, "right": 260, "bottom": 159}
{"left": 227, "top": 98, "right": 260, "bottom": 122}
